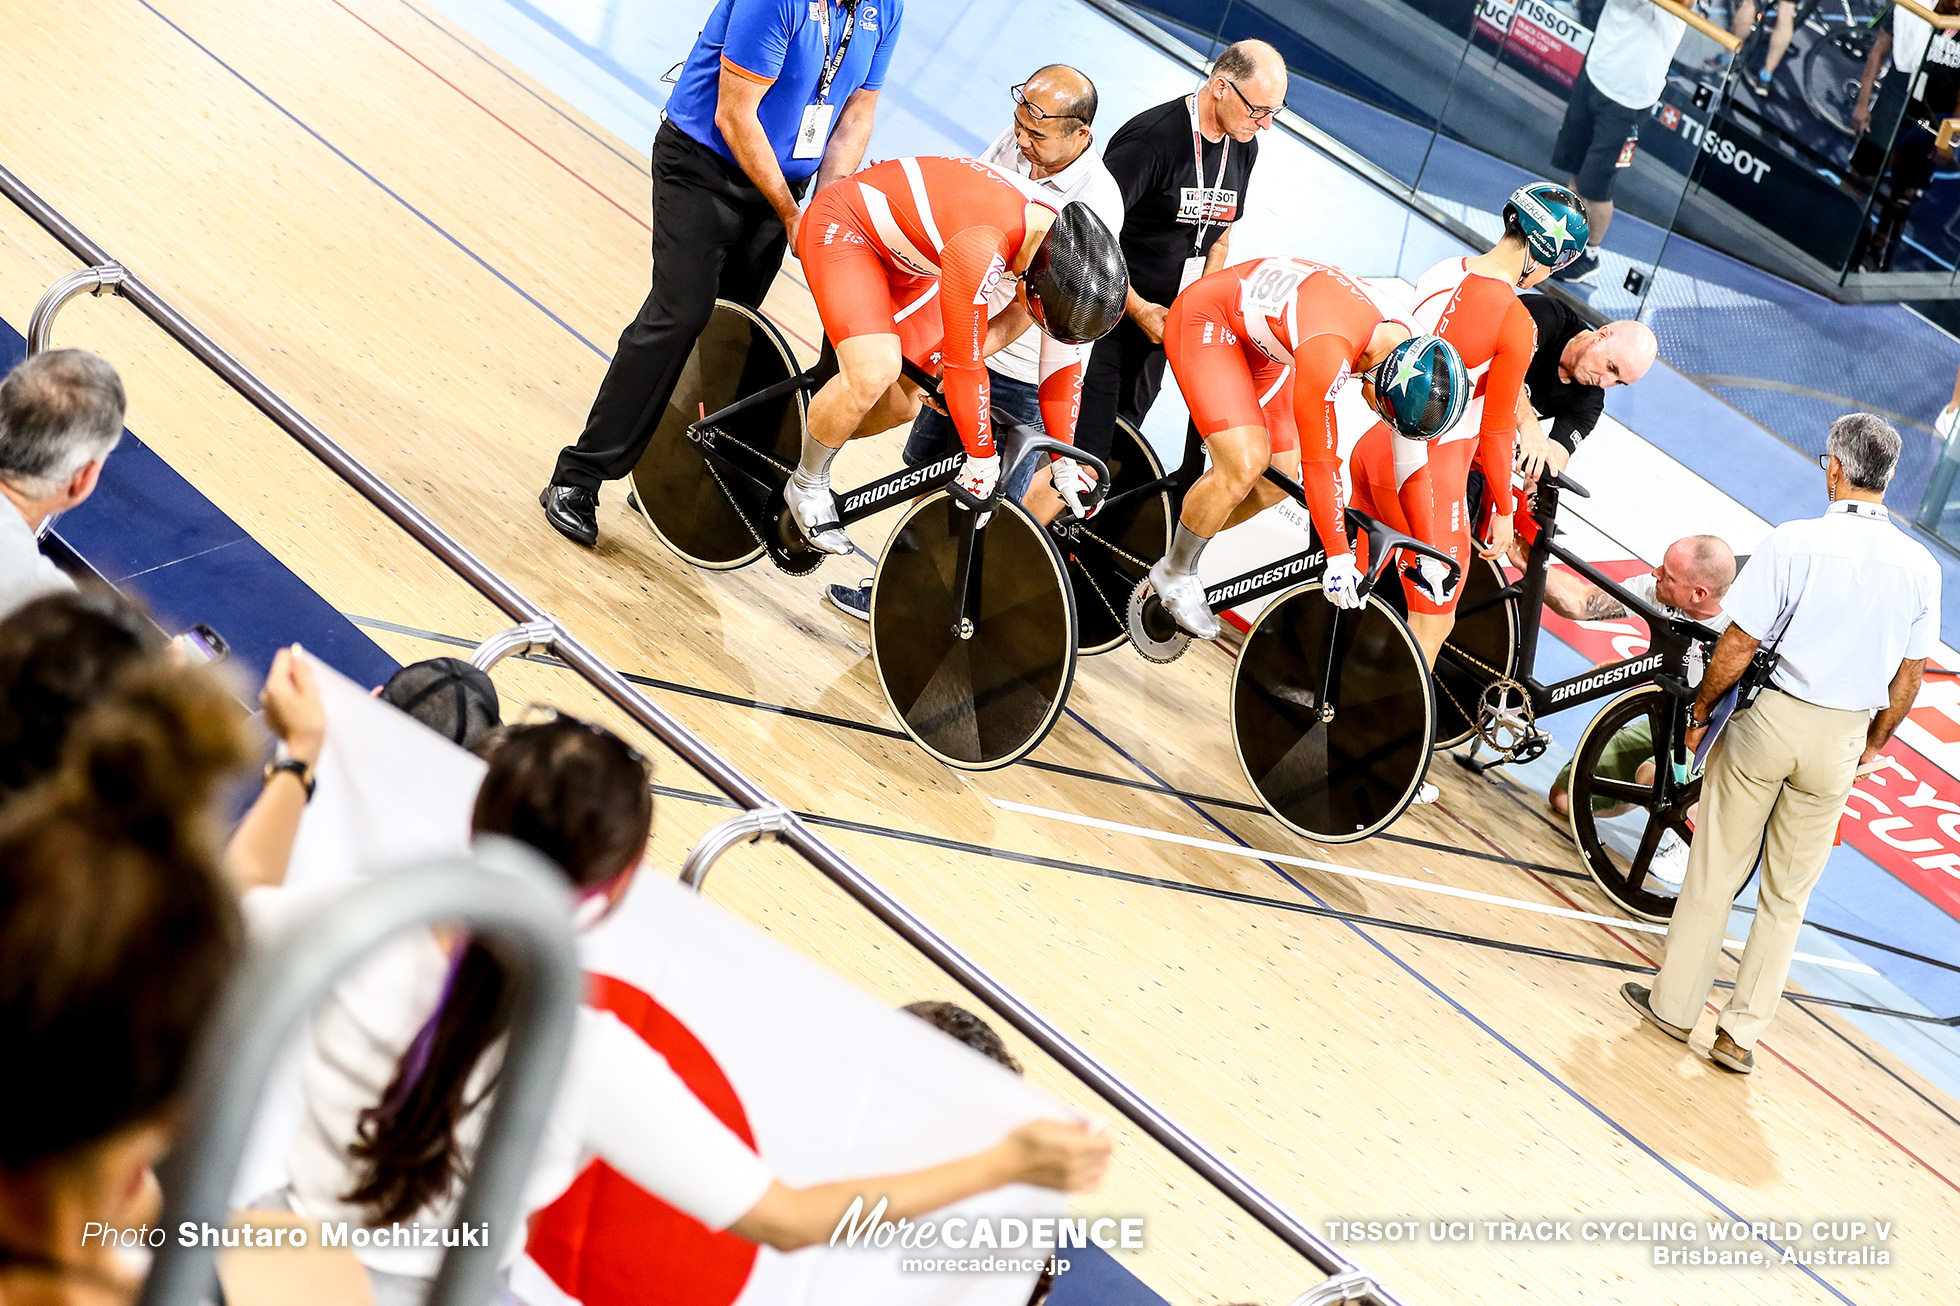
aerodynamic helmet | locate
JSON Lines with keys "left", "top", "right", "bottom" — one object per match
{"left": 1023, "top": 201, "right": 1127, "bottom": 345}
{"left": 1367, "top": 334, "right": 1468, "bottom": 442}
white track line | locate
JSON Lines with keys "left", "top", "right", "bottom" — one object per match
{"left": 991, "top": 799, "right": 1878, "bottom": 975}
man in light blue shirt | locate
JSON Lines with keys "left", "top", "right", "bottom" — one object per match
{"left": 543, "top": 0, "right": 901, "bottom": 546}
{"left": 1624, "top": 413, "right": 1939, "bottom": 1074}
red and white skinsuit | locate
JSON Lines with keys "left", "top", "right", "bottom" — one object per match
{"left": 1347, "top": 257, "right": 1535, "bottom": 613}
{"left": 798, "top": 155, "right": 1088, "bottom": 459}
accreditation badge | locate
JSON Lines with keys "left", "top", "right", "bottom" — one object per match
{"left": 794, "top": 103, "right": 836, "bottom": 159}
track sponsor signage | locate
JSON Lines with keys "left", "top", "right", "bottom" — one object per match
{"left": 1474, "top": 0, "right": 1592, "bottom": 92}
{"left": 1526, "top": 559, "right": 1960, "bottom": 922}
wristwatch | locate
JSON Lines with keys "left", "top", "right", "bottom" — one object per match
{"left": 1688, "top": 708, "right": 1712, "bottom": 730}
{"left": 266, "top": 757, "right": 317, "bottom": 801}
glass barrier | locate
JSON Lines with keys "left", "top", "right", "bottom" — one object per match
{"left": 1119, "top": 0, "right": 1960, "bottom": 298}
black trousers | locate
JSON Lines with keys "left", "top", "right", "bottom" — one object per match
{"left": 1074, "top": 316, "right": 1169, "bottom": 463}
{"left": 552, "top": 121, "right": 807, "bottom": 491}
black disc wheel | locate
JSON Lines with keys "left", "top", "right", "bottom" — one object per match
{"left": 1568, "top": 684, "right": 1748, "bottom": 922}
{"left": 871, "top": 494, "right": 1077, "bottom": 770}
{"left": 1052, "top": 418, "right": 1171, "bottom": 654}
{"left": 1232, "top": 582, "right": 1435, "bottom": 843}
{"left": 1423, "top": 557, "right": 1519, "bottom": 747}
{"left": 630, "top": 301, "right": 804, "bottom": 569}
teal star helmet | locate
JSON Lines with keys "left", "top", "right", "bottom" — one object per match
{"left": 1503, "top": 182, "right": 1590, "bottom": 272}
{"left": 1366, "top": 334, "right": 1467, "bottom": 442}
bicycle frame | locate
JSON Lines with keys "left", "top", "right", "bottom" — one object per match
{"left": 1094, "top": 423, "right": 1460, "bottom": 612}
{"left": 1445, "top": 473, "right": 1721, "bottom": 789}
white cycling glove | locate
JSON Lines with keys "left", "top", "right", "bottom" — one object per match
{"left": 1321, "top": 554, "right": 1366, "bottom": 609}
{"left": 1411, "top": 556, "right": 1456, "bottom": 603}
{"left": 954, "top": 452, "right": 1000, "bottom": 502}
{"left": 1051, "top": 456, "right": 1096, "bottom": 519}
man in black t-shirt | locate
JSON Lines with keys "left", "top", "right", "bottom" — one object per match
{"left": 1074, "top": 40, "right": 1286, "bottom": 461}
{"left": 1518, "top": 295, "right": 1657, "bottom": 466}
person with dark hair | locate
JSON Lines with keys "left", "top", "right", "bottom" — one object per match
{"left": 0, "top": 587, "right": 161, "bottom": 806}
{"left": 824, "top": 65, "right": 1125, "bottom": 619}
{"left": 256, "top": 717, "right": 1107, "bottom": 1303}
{"left": 1350, "top": 183, "right": 1588, "bottom": 671}
{"left": 0, "top": 662, "right": 250, "bottom": 1300}
{"left": 901, "top": 1001, "right": 1063, "bottom": 1306}
{"left": 903, "top": 1000, "right": 1024, "bottom": 1073}
{"left": 378, "top": 656, "right": 501, "bottom": 753}
{"left": 539, "top": 0, "right": 902, "bottom": 548}
{"left": 0, "top": 350, "right": 127, "bottom": 617}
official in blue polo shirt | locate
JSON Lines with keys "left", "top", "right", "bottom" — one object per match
{"left": 542, "top": 0, "right": 902, "bottom": 546}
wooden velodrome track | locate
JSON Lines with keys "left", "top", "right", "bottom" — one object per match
{"left": 3, "top": 1, "right": 1957, "bottom": 1301}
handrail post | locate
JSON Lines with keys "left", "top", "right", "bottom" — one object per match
{"left": 469, "top": 618, "right": 560, "bottom": 670}
{"left": 679, "top": 805, "right": 793, "bottom": 890}
{"left": 137, "top": 838, "right": 581, "bottom": 1306}
{"left": 26, "top": 262, "right": 126, "bottom": 356}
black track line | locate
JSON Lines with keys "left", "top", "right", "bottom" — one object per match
{"left": 648, "top": 780, "right": 1947, "bottom": 1026}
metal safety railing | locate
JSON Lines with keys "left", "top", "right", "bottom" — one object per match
{"left": 2, "top": 160, "right": 1402, "bottom": 1304}
{"left": 141, "top": 838, "right": 582, "bottom": 1306}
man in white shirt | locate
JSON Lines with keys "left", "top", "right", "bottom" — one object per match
{"left": 826, "top": 65, "right": 1124, "bottom": 620}
{"left": 1624, "top": 414, "right": 1940, "bottom": 1073}
{"left": 0, "top": 350, "right": 126, "bottom": 618}
{"left": 1548, "top": 0, "right": 1691, "bottom": 284}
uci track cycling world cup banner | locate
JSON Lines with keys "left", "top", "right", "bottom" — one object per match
{"left": 1474, "top": 0, "right": 1593, "bottom": 92}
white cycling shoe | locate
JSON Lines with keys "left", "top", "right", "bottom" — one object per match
{"left": 1147, "top": 559, "right": 1219, "bottom": 640}
{"left": 1644, "top": 828, "right": 1691, "bottom": 894}
{"left": 784, "top": 477, "right": 853, "bottom": 555}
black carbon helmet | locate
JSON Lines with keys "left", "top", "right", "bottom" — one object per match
{"left": 1023, "top": 201, "right": 1127, "bottom": 345}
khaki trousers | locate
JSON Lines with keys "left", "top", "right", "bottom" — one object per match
{"left": 1650, "top": 688, "right": 1866, "bottom": 1048}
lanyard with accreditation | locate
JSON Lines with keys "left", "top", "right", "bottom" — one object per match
{"left": 1178, "top": 91, "right": 1233, "bottom": 292}
{"left": 794, "top": 0, "right": 859, "bottom": 159}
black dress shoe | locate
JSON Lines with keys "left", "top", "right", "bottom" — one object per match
{"left": 539, "top": 484, "right": 599, "bottom": 547}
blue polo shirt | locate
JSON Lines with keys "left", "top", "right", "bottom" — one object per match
{"left": 664, "top": 0, "right": 902, "bottom": 182}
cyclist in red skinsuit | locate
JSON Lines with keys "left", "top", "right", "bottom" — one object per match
{"left": 1146, "top": 257, "right": 1464, "bottom": 639}
{"left": 1347, "top": 183, "right": 1588, "bottom": 667}
{"left": 786, "top": 156, "right": 1121, "bottom": 554}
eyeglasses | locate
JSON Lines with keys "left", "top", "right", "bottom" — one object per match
{"left": 1011, "top": 83, "right": 1082, "bottom": 126}
{"left": 1222, "top": 78, "right": 1280, "bottom": 122}
{"left": 1818, "top": 453, "right": 1834, "bottom": 471}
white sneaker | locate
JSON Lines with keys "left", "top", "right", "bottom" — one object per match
{"left": 1413, "top": 782, "right": 1439, "bottom": 805}
{"left": 785, "top": 477, "right": 852, "bottom": 555}
{"left": 1645, "top": 828, "right": 1690, "bottom": 893}
{"left": 1147, "top": 558, "right": 1219, "bottom": 640}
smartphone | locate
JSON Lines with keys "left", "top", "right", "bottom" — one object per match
{"left": 179, "top": 623, "right": 231, "bottom": 665}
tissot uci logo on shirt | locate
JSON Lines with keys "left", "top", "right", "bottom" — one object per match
{"left": 1177, "top": 186, "right": 1238, "bottom": 223}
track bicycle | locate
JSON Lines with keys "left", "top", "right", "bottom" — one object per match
{"left": 629, "top": 300, "right": 1109, "bottom": 771}
{"left": 1418, "top": 471, "right": 1730, "bottom": 921}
